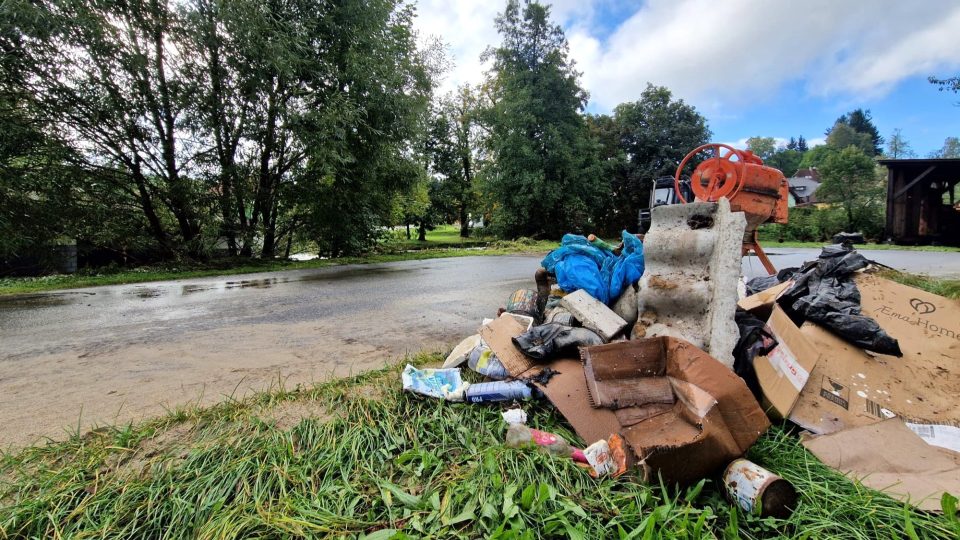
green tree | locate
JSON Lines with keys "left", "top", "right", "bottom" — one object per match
{"left": 597, "top": 84, "right": 710, "bottom": 232}
{"left": 481, "top": 0, "right": 604, "bottom": 238}
{"left": 885, "top": 128, "right": 915, "bottom": 158}
{"left": 930, "top": 137, "right": 960, "bottom": 158}
{"left": 830, "top": 109, "right": 883, "bottom": 155}
{"left": 818, "top": 146, "right": 884, "bottom": 233}
{"left": 826, "top": 122, "right": 876, "bottom": 155}
{"left": 428, "top": 87, "right": 480, "bottom": 237}
{"left": 765, "top": 148, "right": 803, "bottom": 176}
{"left": 746, "top": 136, "right": 777, "bottom": 160}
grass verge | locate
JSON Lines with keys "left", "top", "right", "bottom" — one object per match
{"left": 880, "top": 269, "right": 960, "bottom": 299}
{"left": 2, "top": 352, "right": 957, "bottom": 539}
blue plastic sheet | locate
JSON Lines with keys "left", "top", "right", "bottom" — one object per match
{"left": 540, "top": 231, "right": 644, "bottom": 305}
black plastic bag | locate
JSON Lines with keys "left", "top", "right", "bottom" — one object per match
{"left": 747, "top": 245, "right": 902, "bottom": 357}
{"left": 733, "top": 309, "right": 778, "bottom": 400}
{"left": 512, "top": 323, "right": 603, "bottom": 360}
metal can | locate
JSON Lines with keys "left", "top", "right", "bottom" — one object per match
{"left": 723, "top": 459, "right": 797, "bottom": 519}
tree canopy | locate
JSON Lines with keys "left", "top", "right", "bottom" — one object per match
{"left": 479, "top": 0, "right": 604, "bottom": 238}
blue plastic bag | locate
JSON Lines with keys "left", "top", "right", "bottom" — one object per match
{"left": 541, "top": 230, "right": 644, "bottom": 305}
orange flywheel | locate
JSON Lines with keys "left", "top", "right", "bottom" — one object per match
{"left": 674, "top": 143, "right": 746, "bottom": 203}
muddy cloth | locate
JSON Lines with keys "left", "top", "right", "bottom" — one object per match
{"left": 512, "top": 323, "right": 603, "bottom": 361}
{"left": 733, "top": 309, "right": 778, "bottom": 399}
{"left": 746, "top": 244, "right": 902, "bottom": 357}
{"left": 540, "top": 231, "right": 644, "bottom": 305}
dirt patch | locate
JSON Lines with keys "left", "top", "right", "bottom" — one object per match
{"left": 105, "top": 422, "right": 197, "bottom": 478}
{"left": 648, "top": 276, "right": 678, "bottom": 290}
{"left": 258, "top": 399, "right": 335, "bottom": 431}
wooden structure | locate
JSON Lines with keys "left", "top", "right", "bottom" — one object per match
{"left": 881, "top": 158, "right": 960, "bottom": 246}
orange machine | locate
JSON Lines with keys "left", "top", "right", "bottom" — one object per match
{"left": 674, "top": 143, "right": 788, "bottom": 275}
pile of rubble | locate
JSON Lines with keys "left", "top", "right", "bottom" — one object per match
{"left": 402, "top": 199, "right": 960, "bottom": 517}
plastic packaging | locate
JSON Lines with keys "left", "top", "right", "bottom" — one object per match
{"left": 467, "top": 344, "right": 510, "bottom": 380}
{"left": 501, "top": 408, "right": 528, "bottom": 425}
{"left": 465, "top": 381, "right": 532, "bottom": 403}
{"left": 583, "top": 434, "right": 628, "bottom": 478}
{"left": 401, "top": 364, "right": 467, "bottom": 401}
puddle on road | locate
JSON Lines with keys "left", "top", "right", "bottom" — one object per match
{"left": 224, "top": 277, "right": 289, "bottom": 289}
{"left": 129, "top": 286, "right": 166, "bottom": 299}
{"left": 298, "top": 266, "right": 418, "bottom": 282}
{"left": 0, "top": 291, "right": 93, "bottom": 309}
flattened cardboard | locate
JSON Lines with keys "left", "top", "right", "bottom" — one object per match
{"left": 479, "top": 315, "right": 535, "bottom": 377}
{"left": 803, "top": 419, "right": 960, "bottom": 512}
{"left": 752, "top": 305, "right": 821, "bottom": 419}
{"left": 789, "top": 275, "right": 960, "bottom": 434}
{"left": 534, "top": 357, "right": 623, "bottom": 446}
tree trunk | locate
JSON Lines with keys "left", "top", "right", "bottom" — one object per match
{"left": 459, "top": 203, "right": 470, "bottom": 238}
{"left": 418, "top": 220, "right": 427, "bottom": 242}
{"left": 406, "top": 222, "right": 411, "bottom": 239}
{"left": 284, "top": 232, "right": 293, "bottom": 259}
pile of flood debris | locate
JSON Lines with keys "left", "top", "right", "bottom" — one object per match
{"left": 402, "top": 200, "right": 960, "bottom": 517}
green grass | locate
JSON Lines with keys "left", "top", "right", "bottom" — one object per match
{"left": 1, "top": 352, "right": 957, "bottom": 539}
{"left": 880, "top": 269, "right": 960, "bottom": 299}
{"left": 756, "top": 240, "right": 960, "bottom": 251}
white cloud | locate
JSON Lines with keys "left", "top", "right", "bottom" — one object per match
{"left": 416, "top": 0, "right": 960, "bottom": 112}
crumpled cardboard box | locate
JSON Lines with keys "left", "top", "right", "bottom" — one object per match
{"left": 546, "top": 337, "right": 770, "bottom": 485}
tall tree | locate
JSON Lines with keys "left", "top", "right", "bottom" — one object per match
{"left": 428, "top": 87, "right": 480, "bottom": 237}
{"left": 481, "top": 0, "right": 603, "bottom": 238}
{"left": 885, "top": 128, "right": 915, "bottom": 159}
{"left": 830, "top": 108, "right": 883, "bottom": 155}
{"left": 818, "top": 146, "right": 884, "bottom": 232}
{"left": 930, "top": 137, "right": 960, "bottom": 158}
{"left": 10, "top": 0, "right": 210, "bottom": 257}
{"left": 797, "top": 135, "right": 809, "bottom": 152}
{"left": 597, "top": 84, "right": 710, "bottom": 233}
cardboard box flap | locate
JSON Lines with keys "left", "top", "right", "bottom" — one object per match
{"left": 753, "top": 305, "right": 821, "bottom": 419}
{"left": 803, "top": 419, "right": 960, "bottom": 512}
{"left": 479, "top": 315, "right": 536, "bottom": 377}
{"left": 534, "top": 357, "right": 623, "bottom": 446}
{"left": 738, "top": 280, "right": 792, "bottom": 315}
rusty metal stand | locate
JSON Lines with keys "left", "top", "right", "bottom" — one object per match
{"left": 742, "top": 230, "right": 776, "bottom": 275}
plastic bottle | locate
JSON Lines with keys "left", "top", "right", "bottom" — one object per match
{"left": 465, "top": 380, "right": 531, "bottom": 403}
{"left": 587, "top": 234, "right": 616, "bottom": 252}
{"left": 467, "top": 345, "right": 510, "bottom": 380}
{"left": 505, "top": 424, "right": 588, "bottom": 463}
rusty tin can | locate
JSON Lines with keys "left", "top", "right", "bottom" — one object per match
{"left": 723, "top": 459, "right": 797, "bottom": 519}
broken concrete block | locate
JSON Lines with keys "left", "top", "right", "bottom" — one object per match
{"left": 612, "top": 283, "right": 639, "bottom": 326}
{"left": 560, "top": 289, "right": 627, "bottom": 341}
{"left": 634, "top": 198, "right": 746, "bottom": 368}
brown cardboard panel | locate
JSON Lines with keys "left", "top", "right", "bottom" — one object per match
{"left": 803, "top": 419, "right": 960, "bottom": 512}
{"left": 534, "top": 358, "right": 622, "bottom": 446}
{"left": 789, "top": 275, "right": 960, "bottom": 434}
{"left": 479, "top": 315, "right": 536, "bottom": 377}
{"left": 753, "top": 305, "right": 821, "bottom": 419}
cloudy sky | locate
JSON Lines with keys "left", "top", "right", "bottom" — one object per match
{"left": 413, "top": 0, "right": 960, "bottom": 155}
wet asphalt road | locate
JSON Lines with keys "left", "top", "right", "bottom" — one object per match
{"left": 4, "top": 248, "right": 959, "bottom": 359}
{"left": 1, "top": 249, "right": 958, "bottom": 447}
